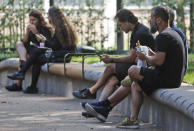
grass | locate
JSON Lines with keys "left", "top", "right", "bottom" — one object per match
{"left": 71, "top": 54, "right": 126, "bottom": 64}
{"left": 183, "top": 54, "right": 194, "bottom": 85}
{"left": 72, "top": 56, "right": 101, "bottom": 64}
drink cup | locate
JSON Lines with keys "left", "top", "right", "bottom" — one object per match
{"left": 40, "top": 42, "right": 45, "bottom": 47}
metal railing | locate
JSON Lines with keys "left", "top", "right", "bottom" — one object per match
{"left": 64, "top": 53, "right": 101, "bottom": 79}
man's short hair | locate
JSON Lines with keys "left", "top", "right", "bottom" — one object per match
{"left": 168, "top": 7, "right": 175, "bottom": 20}
{"left": 115, "top": 9, "right": 138, "bottom": 24}
{"left": 152, "top": 6, "right": 169, "bottom": 23}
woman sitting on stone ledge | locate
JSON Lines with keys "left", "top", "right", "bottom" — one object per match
{"left": 7, "top": 6, "right": 78, "bottom": 94}
{"left": 36, "top": 6, "right": 78, "bottom": 63}
{"left": 6, "top": 9, "right": 53, "bottom": 93}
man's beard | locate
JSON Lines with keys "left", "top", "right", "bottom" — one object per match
{"left": 150, "top": 21, "right": 158, "bottom": 34}
{"left": 124, "top": 27, "right": 130, "bottom": 33}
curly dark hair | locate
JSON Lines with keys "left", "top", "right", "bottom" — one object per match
{"left": 29, "top": 9, "right": 53, "bottom": 35}
{"left": 48, "top": 6, "right": 78, "bottom": 47}
{"left": 115, "top": 9, "right": 138, "bottom": 24}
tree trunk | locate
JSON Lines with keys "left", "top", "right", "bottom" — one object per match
{"left": 190, "top": 1, "right": 194, "bottom": 52}
{"left": 116, "top": 0, "right": 123, "bottom": 54}
{"left": 176, "top": 4, "right": 186, "bottom": 34}
{"left": 50, "top": 0, "right": 54, "bottom": 6}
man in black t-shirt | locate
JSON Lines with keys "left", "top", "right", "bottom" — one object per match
{"left": 73, "top": 9, "right": 154, "bottom": 117}
{"left": 84, "top": 6, "right": 184, "bottom": 127}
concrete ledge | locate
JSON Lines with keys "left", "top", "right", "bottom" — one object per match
{"left": 46, "top": 62, "right": 104, "bottom": 80}
{"left": 153, "top": 87, "right": 194, "bottom": 120}
{"left": 0, "top": 58, "right": 194, "bottom": 130}
{"left": 0, "top": 58, "right": 105, "bottom": 97}
{"left": 1, "top": 58, "right": 104, "bottom": 80}
{"left": 0, "top": 58, "right": 19, "bottom": 71}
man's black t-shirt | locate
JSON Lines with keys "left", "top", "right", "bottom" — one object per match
{"left": 155, "top": 28, "right": 184, "bottom": 88}
{"left": 130, "top": 23, "right": 154, "bottom": 50}
{"left": 114, "top": 23, "right": 154, "bottom": 82}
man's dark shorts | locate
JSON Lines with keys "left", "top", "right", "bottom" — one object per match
{"left": 138, "top": 67, "right": 162, "bottom": 96}
{"left": 115, "top": 63, "right": 135, "bottom": 82}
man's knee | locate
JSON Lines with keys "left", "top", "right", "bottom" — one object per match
{"left": 105, "top": 63, "right": 115, "bottom": 73}
{"left": 105, "top": 76, "right": 119, "bottom": 88}
{"left": 128, "top": 65, "right": 139, "bottom": 77}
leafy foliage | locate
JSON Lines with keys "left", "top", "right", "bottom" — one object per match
{"left": 183, "top": 54, "right": 194, "bottom": 84}
{"left": 0, "top": 0, "right": 43, "bottom": 56}
{"left": 56, "top": 0, "right": 108, "bottom": 50}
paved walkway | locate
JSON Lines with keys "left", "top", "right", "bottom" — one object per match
{"left": 0, "top": 87, "right": 162, "bottom": 131}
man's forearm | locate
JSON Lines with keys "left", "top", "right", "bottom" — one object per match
{"left": 145, "top": 56, "right": 155, "bottom": 65}
{"left": 110, "top": 55, "right": 135, "bottom": 63}
{"left": 145, "top": 55, "right": 163, "bottom": 66}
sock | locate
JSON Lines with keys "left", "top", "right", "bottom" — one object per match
{"left": 100, "top": 99, "right": 112, "bottom": 107}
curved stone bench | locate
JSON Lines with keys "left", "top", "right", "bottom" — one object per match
{"left": 0, "top": 58, "right": 194, "bottom": 131}
{"left": 153, "top": 87, "right": 194, "bottom": 120}
{"left": 0, "top": 58, "right": 104, "bottom": 96}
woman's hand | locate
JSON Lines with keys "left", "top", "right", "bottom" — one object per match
{"left": 35, "top": 34, "right": 46, "bottom": 42}
{"left": 28, "top": 24, "right": 39, "bottom": 34}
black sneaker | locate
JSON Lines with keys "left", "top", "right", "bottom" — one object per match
{"left": 23, "top": 85, "right": 38, "bottom": 94}
{"left": 7, "top": 72, "right": 25, "bottom": 80}
{"left": 72, "top": 88, "right": 96, "bottom": 99}
{"left": 5, "top": 83, "right": 22, "bottom": 91}
{"left": 85, "top": 103, "right": 112, "bottom": 122}
{"left": 82, "top": 111, "right": 94, "bottom": 118}
{"left": 80, "top": 101, "right": 105, "bottom": 110}
{"left": 80, "top": 102, "right": 94, "bottom": 117}
{"left": 81, "top": 102, "right": 87, "bottom": 109}
{"left": 80, "top": 102, "right": 102, "bottom": 118}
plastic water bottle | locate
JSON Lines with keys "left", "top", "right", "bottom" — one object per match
{"left": 136, "top": 41, "right": 148, "bottom": 67}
